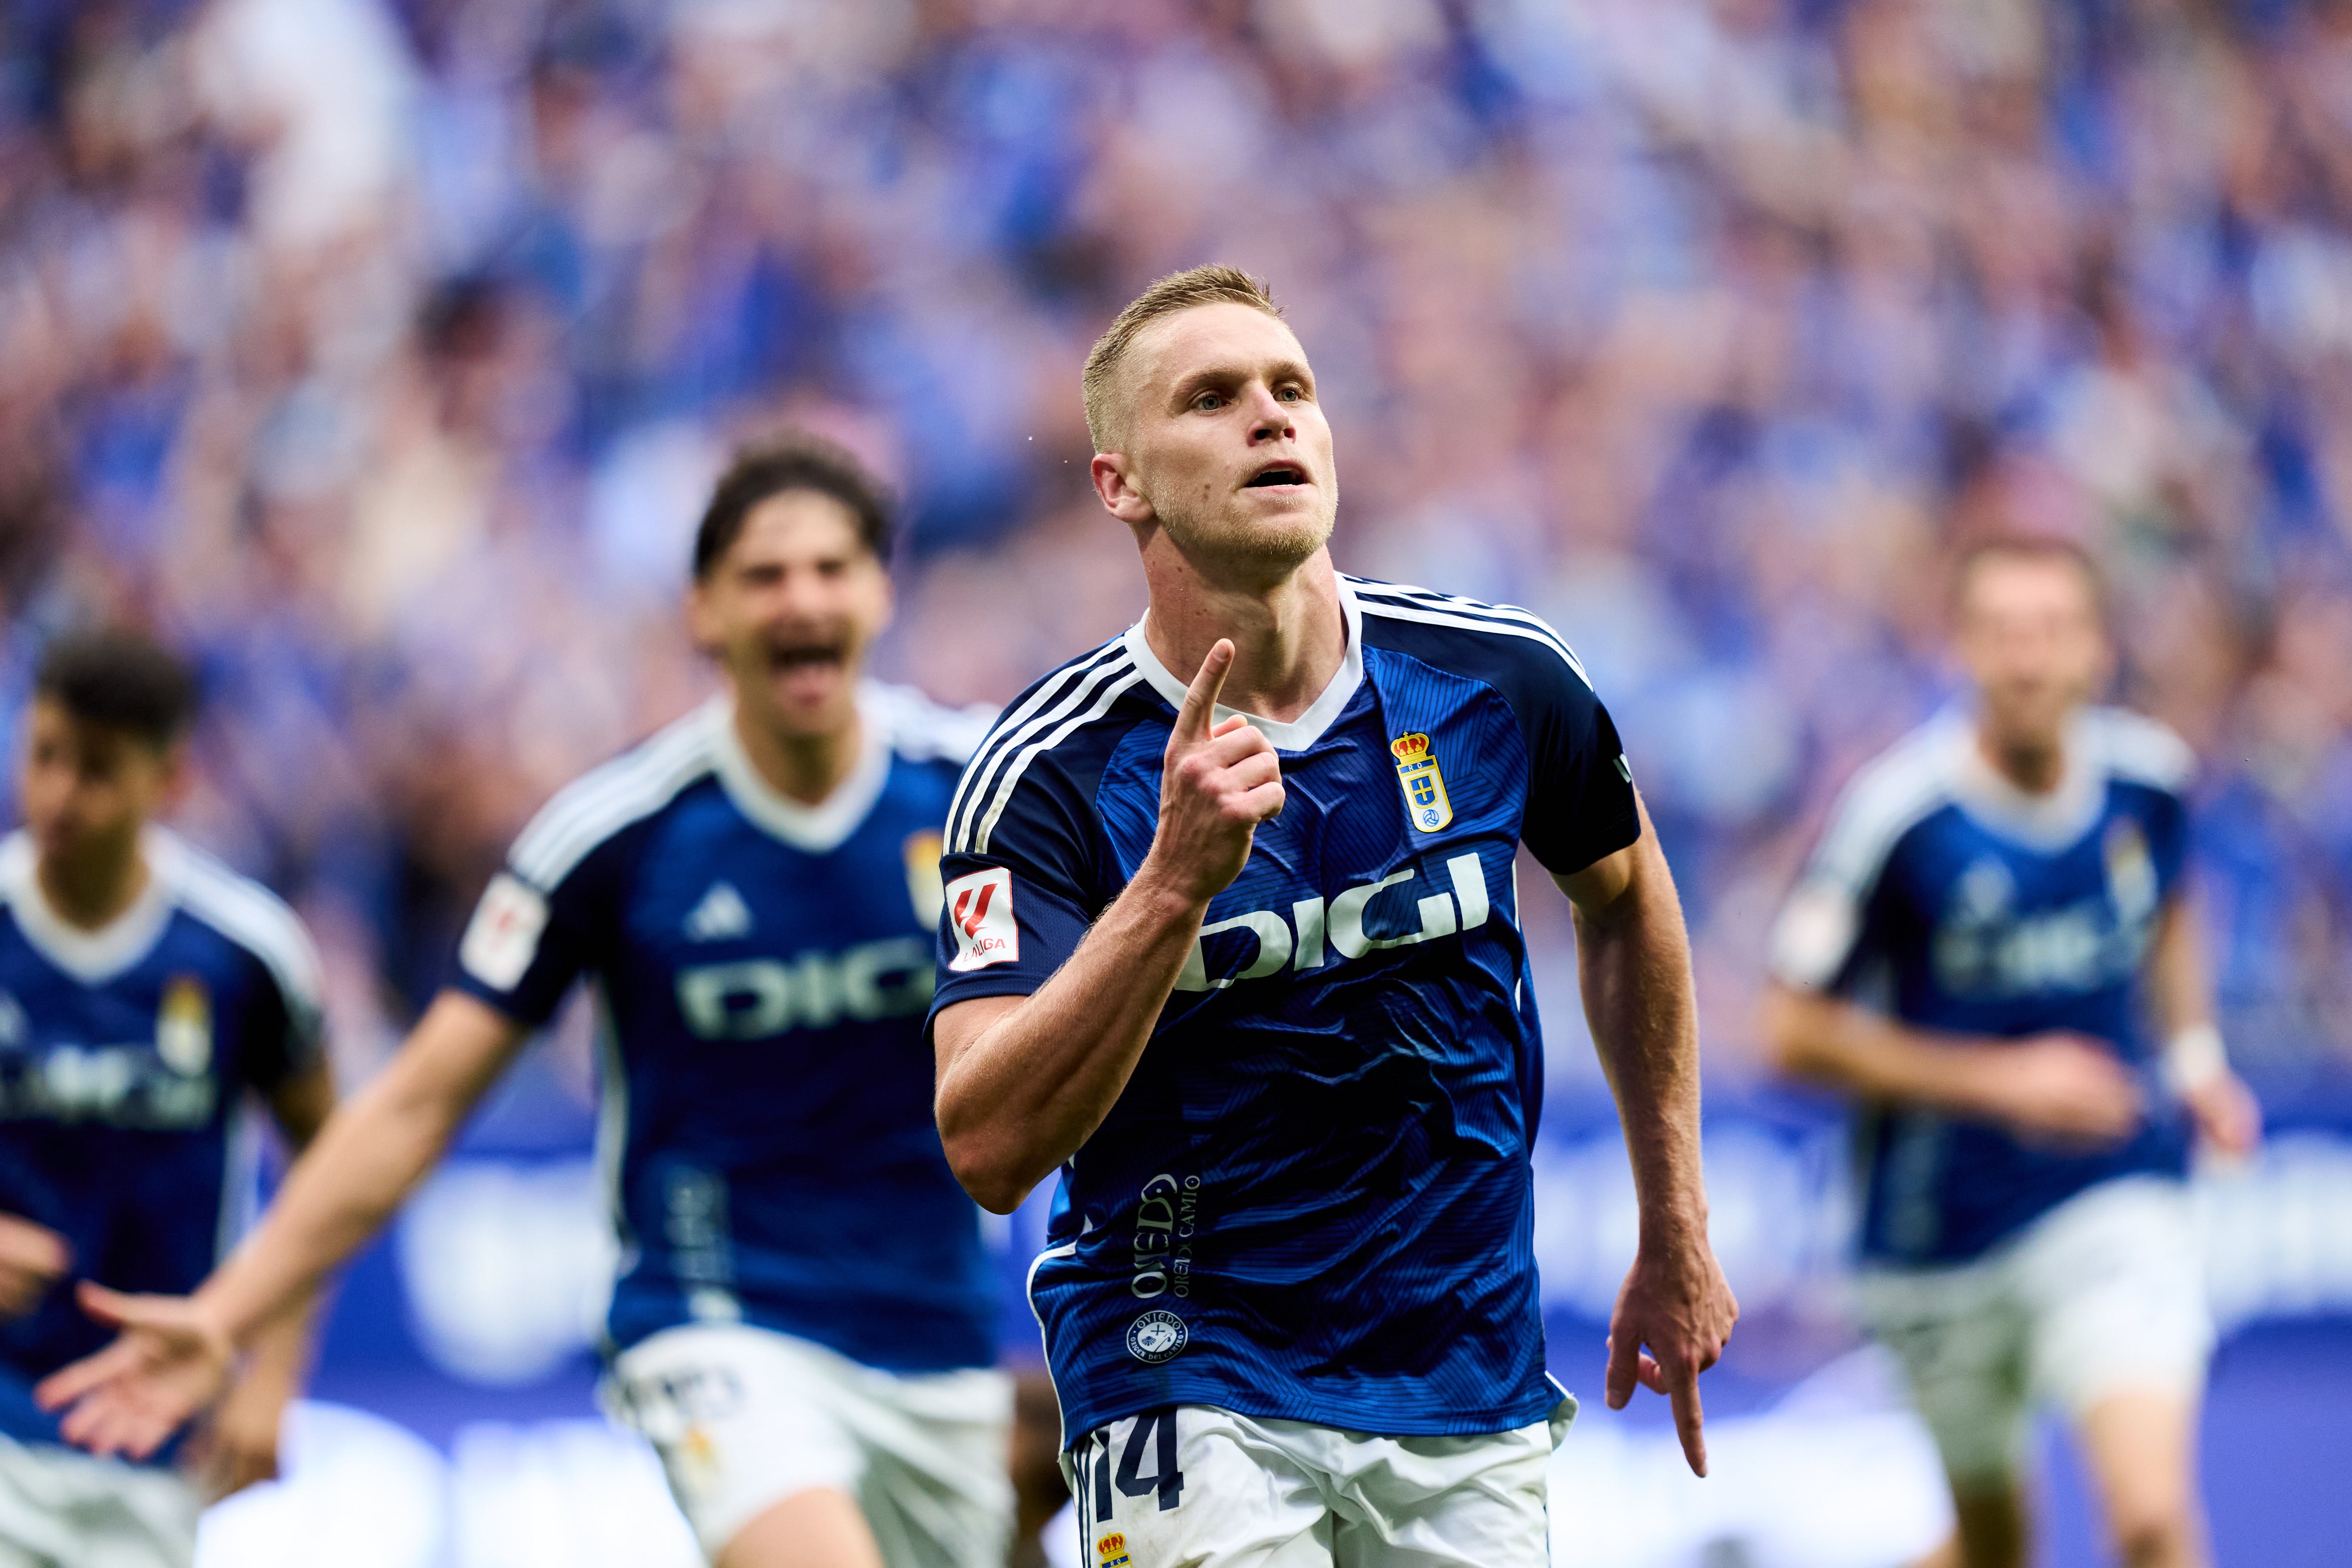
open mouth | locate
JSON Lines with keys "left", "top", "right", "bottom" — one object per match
{"left": 767, "top": 642, "right": 846, "bottom": 675}
{"left": 1245, "top": 463, "right": 1307, "bottom": 489}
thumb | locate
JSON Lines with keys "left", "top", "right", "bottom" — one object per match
{"left": 1171, "top": 640, "right": 1234, "bottom": 746}
{"left": 74, "top": 1281, "right": 151, "bottom": 1330}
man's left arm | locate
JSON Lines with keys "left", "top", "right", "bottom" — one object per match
{"left": 189, "top": 1059, "right": 337, "bottom": 1500}
{"left": 1554, "top": 792, "right": 1738, "bottom": 1478}
{"left": 2145, "top": 891, "right": 2260, "bottom": 1159}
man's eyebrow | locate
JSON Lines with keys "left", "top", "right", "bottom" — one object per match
{"left": 1168, "top": 357, "right": 1316, "bottom": 403}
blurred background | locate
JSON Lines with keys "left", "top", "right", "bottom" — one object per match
{"left": 2, "top": 0, "right": 2349, "bottom": 1563}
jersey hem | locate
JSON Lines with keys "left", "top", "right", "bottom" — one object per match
{"left": 1053, "top": 1379, "right": 1559, "bottom": 1447}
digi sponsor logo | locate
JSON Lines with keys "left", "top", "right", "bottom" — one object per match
{"left": 1125, "top": 1308, "right": 1187, "bottom": 1365}
{"left": 945, "top": 867, "right": 1018, "bottom": 971}
{"left": 1174, "top": 853, "right": 1494, "bottom": 993}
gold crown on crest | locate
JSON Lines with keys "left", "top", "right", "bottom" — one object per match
{"left": 1389, "top": 732, "right": 1431, "bottom": 763}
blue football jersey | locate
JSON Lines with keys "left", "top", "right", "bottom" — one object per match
{"left": 0, "top": 829, "right": 324, "bottom": 1450}
{"left": 928, "top": 576, "right": 1641, "bottom": 1442}
{"left": 1769, "top": 706, "right": 2197, "bottom": 1265}
{"left": 451, "top": 685, "right": 998, "bottom": 1373}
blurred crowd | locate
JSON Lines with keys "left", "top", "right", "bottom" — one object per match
{"left": 0, "top": 0, "right": 2347, "bottom": 1091}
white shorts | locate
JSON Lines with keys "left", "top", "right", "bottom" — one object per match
{"left": 1854, "top": 1174, "right": 2214, "bottom": 1487}
{"left": 0, "top": 1437, "right": 198, "bottom": 1568}
{"left": 605, "top": 1323, "right": 1013, "bottom": 1567}
{"left": 1061, "top": 1399, "right": 1573, "bottom": 1568}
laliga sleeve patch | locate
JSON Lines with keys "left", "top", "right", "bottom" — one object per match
{"left": 945, "top": 867, "right": 1019, "bottom": 971}
{"left": 461, "top": 872, "right": 550, "bottom": 992}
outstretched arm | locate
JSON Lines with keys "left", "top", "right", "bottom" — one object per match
{"left": 38, "top": 991, "right": 529, "bottom": 1458}
{"left": 935, "top": 640, "right": 1283, "bottom": 1213}
{"left": 1555, "top": 794, "right": 1737, "bottom": 1478}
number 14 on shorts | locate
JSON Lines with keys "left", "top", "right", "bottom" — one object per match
{"left": 1075, "top": 1407, "right": 1185, "bottom": 1529}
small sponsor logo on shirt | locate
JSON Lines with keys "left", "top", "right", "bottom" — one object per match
{"left": 1097, "top": 1533, "right": 1132, "bottom": 1566}
{"left": 461, "top": 872, "right": 549, "bottom": 991}
{"left": 1125, "top": 1308, "right": 1188, "bottom": 1365}
{"left": 155, "top": 974, "right": 212, "bottom": 1076}
{"left": 1389, "top": 732, "right": 1453, "bottom": 833}
{"left": 945, "top": 867, "right": 1018, "bottom": 971}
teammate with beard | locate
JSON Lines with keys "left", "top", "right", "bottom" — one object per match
{"left": 36, "top": 439, "right": 1065, "bottom": 1568}
{"left": 1762, "top": 540, "right": 2259, "bottom": 1568}
{"left": 928, "top": 266, "right": 1739, "bottom": 1565}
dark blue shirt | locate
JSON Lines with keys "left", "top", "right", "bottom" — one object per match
{"left": 929, "top": 576, "right": 1641, "bottom": 1441}
{"left": 1769, "top": 707, "right": 2196, "bottom": 1265}
{"left": 452, "top": 687, "right": 999, "bottom": 1373}
{"left": 0, "top": 830, "right": 323, "bottom": 1450}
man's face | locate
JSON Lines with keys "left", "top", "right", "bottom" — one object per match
{"left": 688, "top": 489, "right": 892, "bottom": 741}
{"left": 1956, "top": 554, "right": 2111, "bottom": 754}
{"left": 18, "top": 700, "right": 175, "bottom": 864}
{"left": 1104, "top": 302, "right": 1338, "bottom": 581}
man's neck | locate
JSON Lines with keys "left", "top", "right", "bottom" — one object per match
{"left": 732, "top": 696, "right": 865, "bottom": 807}
{"left": 38, "top": 834, "right": 151, "bottom": 932}
{"left": 1976, "top": 722, "right": 2067, "bottom": 796}
{"left": 1140, "top": 544, "right": 1347, "bottom": 724}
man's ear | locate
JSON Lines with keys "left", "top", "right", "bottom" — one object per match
{"left": 684, "top": 577, "right": 722, "bottom": 654}
{"left": 1090, "top": 452, "right": 1154, "bottom": 528}
{"left": 158, "top": 738, "right": 194, "bottom": 811}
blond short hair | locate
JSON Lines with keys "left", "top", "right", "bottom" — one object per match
{"left": 1081, "top": 264, "right": 1285, "bottom": 452}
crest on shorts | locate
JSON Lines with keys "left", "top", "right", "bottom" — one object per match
{"left": 1390, "top": 732, "right": 1453, "bottom": 833}
{"left": 156, "top": 975, "right": 212, "bottom": 1076}
{"left": 1097, "top": 1534, "right": 1132, "bottom": 1567}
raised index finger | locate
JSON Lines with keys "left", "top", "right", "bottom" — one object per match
{"left": 1669, "top": 1363, "right": 1709, "bottom": 1477}
{"left": 1172, "top": 639, "right": 1235, "bottom": 746}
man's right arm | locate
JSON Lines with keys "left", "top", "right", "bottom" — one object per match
{"left": 1758, "top": 984, "right": 2143, "bottom": 1147}
{"left": 934, "top": 640, "right": 1281, "bottom": 1214}
{"left": 34, "top": 991, "right": 529, "bottom": 1458}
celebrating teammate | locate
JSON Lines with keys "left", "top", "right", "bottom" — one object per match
{"left": 37, "top": 439, "right": 1060, "bottom": 1568}
{"left": 0, "top": 630, "right": 334, "bottom": 1568}
{"left": 929, "top": 265, "right": 1738, "bottom": 1564}
{"left": 1761, "top": 539, "right": 2260, "bottom": 1568}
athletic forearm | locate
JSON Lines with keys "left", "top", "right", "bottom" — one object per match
{"left": 1573, "top": 848, "right": 1706, "bottom": 1236}
{"left": 937, "top": 860, "right": 1208, "bottom": 1212}
{"left": 1760, "top": 985, "right": 2023, "bottom": 1118}
{"left": 201, "top": 992, "right": 522, "bottom": 1345}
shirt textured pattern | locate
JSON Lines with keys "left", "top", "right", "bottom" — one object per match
{"left": 929, "top": 577, "right": 1640, "bottom": 1441}
{"left": 0, "top": 829, "right": 323, "bottom": 1452}
{"left": 1768, "top": 707, "right": 2197, "bottom": 1265}
{"left": 453, "top": 685, "right": 998, "bottom": 1373}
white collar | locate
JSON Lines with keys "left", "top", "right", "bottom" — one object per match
{"left": 0, "top": 828, "right": 183, "bottom": 984}
{"left": 1947, "top": 708, "right": 2107, "bottom": 852}
{"left": 1122, "top": 574, "right": 1365, "bottom": 752}
{"left": 709, "top": 687, "right": 895, "bottom": 854}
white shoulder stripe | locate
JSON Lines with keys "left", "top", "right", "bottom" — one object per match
{"left": 947, "top": 644, "right": 1130, "bottom": 851}
{"left": 866, "top": 681, "right": 996, "bottom": 767}
{"left": 168, "top": 843, "right": 326, "bottom": 1022}
{"left": 1346, "top": 576, "right": 1592, "bottom": 678}
{"left": 970, "top": 665, "right": 1146, "bottom": 856}
{"left": 2093, "top": 707, "right": 2195, "bottom": 793}
{"left": 1807, "top": 721, "right": 1960, "bottom": 897}
{"left": 510, "top": 706, "right": 723, "bottom": 889}
{"left": 1354, "top": 596, "right": 1595, "bottom": 691}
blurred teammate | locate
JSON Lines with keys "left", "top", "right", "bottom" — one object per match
{"left": 929, "top": 265, "right": 1738, "bottom": 1565}
{"left": 1761, "top": 540, "right": 2260, "bottom": 1568}
{"left": 0, "top": 630, "right": 333, "bottom": 1568}
{"left": 39, "top": 439, "right": 1062, "bottom": 1568}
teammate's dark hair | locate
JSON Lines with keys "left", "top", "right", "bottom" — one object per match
{"left": 693, "top": 434, "right": 895, "bottom": 579}
{"left": 1952, "top": 535, "right": 2108, "bottom": 625}
{"left": 33, "top": 629, "right": 199, "bottom": 750}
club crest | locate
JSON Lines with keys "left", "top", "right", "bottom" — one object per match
{"left": 1390, "top": 732, "right": 1453, "bottom": 833}
{"left": 156, "top": 974, "right": 212, "bottom": 1076}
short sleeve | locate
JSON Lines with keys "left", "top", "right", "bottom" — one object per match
{"left": 449, "top": 844, "right": 614, "bottom": 1027}
{"left": 928, "top": 750, "right": 1106, "bottom": 1022}
{"left": 1766, "top": 746, "right": 1939, "bottom": 993}
{"left": 1518, "top": 664, "right": 1642, "bottom": 876}
{"left": 200, "top": 884, "right": 327, "bottom": 1096}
